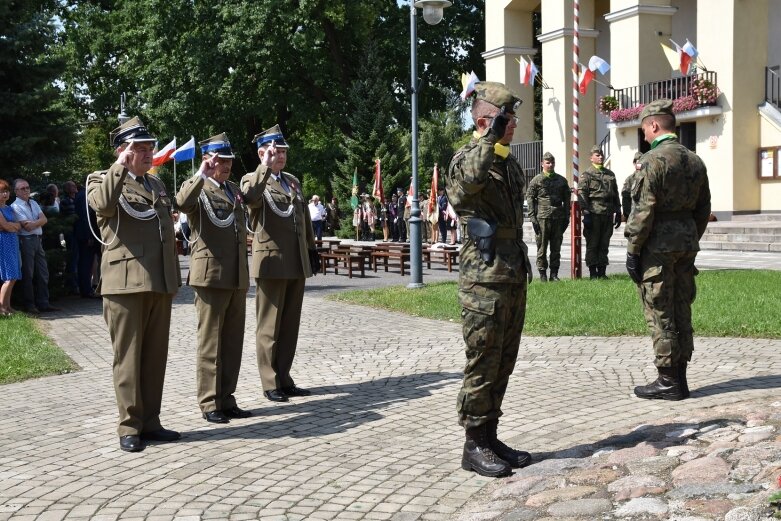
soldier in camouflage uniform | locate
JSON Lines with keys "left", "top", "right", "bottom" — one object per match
{"left": 527, "top": 152, "right": 570, "bottom": 282}
{"left": 625, "top": 99, "right": 711, "bottom": 401}
{"left": 578, "top": 146, "right": 621, "bottom": 279}
{"left": 621, "top": 151, "right": 645, "bottom": 221}
{"left": 447, "top": 81, "right": 533, "bottom": 478}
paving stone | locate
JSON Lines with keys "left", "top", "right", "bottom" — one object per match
{"left": 545, "top": 498, "right": 612, "bottom": 517}
{"left": 497, "top": 507, "right": 537, "bottom": 521}
{"left": 626, "top": 455, "right": 679, "bottom": 476}
{"left": 724, "top": 506, "right": 765, "bottom": 521}
{"left": 614, "top": 497, "right": 669, "bottom": 516}
{"left": 666, "top": 483, "right": 763, "bottom": 499}
{"left": 525, "top": 486, "right": 597, "bottom": 508}
{"left": 738, "top": 426, "right": 776, "bottom": 443}
{"left": 566, "top": 468, "right": 621, "bottom": 486}
{"left": 491, "top": 477, "right": 549, "bottom": 499}
{"left": 683, "top": 499, "right": 734, "bottom": 516}
{"left": 606, "top": 443, "right": 659, "bottom": 465}
{"left": 671, "top": 456, "right": 731, "bottom": 486}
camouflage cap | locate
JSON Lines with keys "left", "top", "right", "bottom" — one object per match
{"left": 633, "top": 151, "right": 644, "bottom": 162}
{"left": 639, "top": 99, "right": 674, "bottom": 121}
{"left": 474, "top": 81, "right": 522, "bottom": 112}
{"left": 590, "top": 145, "right": 603, "bottom": 155}
{"left": 542, "top": 152, "right": 555, "bottom": 161}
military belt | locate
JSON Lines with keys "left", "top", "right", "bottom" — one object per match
{"left": 495, "top": 227, "right": 523, "bottom": 240}
{"left": 655, "top": 210, "right": 693, "bottom": 221}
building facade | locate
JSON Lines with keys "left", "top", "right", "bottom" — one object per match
{"left": 485, "top": 0, "right": 781, "bottom": 218}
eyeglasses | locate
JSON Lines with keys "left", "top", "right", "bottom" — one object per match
{"left": 480, "top": 114, "right": 519, "bottom": 125}
{"left": 15, "top": 187, "right": 30, "bottom": 192}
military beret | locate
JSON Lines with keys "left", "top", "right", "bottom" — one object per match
{"left": 640, "top": 99, "right": 674, "bottom": 121}
{"left": 633, "top": 151, "right": 644, "bottom": 163}
{"left": 474, "top": 81, "right": 522, "bottom": 112}
{"left": 252, "top": 124, "right": 289, "bottom": 149}
{"left": 590, "top": 145, "right": 603, "bottom": 155}
{"left": 109, "top": 116, "right": 156, "bottom": 148}
{"left": 542, "top": 152, "right": 555, "bottom": 161}
{"left": 199, "top": 132, "right": 235, "bottom": 159}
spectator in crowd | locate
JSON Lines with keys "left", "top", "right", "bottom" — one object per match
{"left": 73, "top": 184, "right": 100, "bottom": 298}
{"left": 378, "top": 197, "right": 389, "bottom": 241}
{"left": 437, "top": 187, "right": 448, "bottom": 244}
{"left": 0, "top": 179, "right": 22, "bottom": 316}
{"left": 60, "top": 180, "right": 79, "bottom": 294}
{"left": 45, "top": 183, "right": 60, "bottom": 213}
{"left": 396, "top": 187, "right": 407, "bottom": 242}
{"left": 326, "top": 197, "right": 340, "bottom": 235}
{"left": 360, "top": 194, "right": 375, "bottom": 241}
{"left": 419, "top": 191, "right": 430, "bottom": 244}
{"left": 308, "top": 195, "right": 326, "bottom": 241}
{"left": 352, "top": 201, "right": 362, "bottom": 240}
{"left": 59, "top": 181, "right": 77, "bottom": 216}
{"left": 388, "top": 194, "right": 400, "bottom": 242}
{"left": 11, "top": 178, "right": 59, "bottom": 314}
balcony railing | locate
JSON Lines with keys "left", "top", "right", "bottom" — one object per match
{"left": 510, "top": 140, "right": 542, "bottom": 188}
{"left": 611, "top": 71, "right": 719, "bottom": 114}
{"left": 766, "top": 66, "right": 781, "bottom": 110}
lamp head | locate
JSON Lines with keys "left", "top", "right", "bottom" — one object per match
{"left": 414, "top": 0, "right": 452, "bottom": 25}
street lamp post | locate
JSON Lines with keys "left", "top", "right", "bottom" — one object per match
{"left": 408, "top": 0, "right": 451, "bottom": 289}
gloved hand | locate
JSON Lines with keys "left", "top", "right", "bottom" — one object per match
{"left": 308, "top": 249, "right": 321, "bottom": 275}
{"left": 614, "top": 212, "right": 622, "bottom": 229}
{"left": 582, "top": 212, "right": 593, "bottom": 230}
{"left": 626, "top": 253, "right": 642, "bottom": 285}
{"left": 532, "top": 221, "right": 541, "bottom": 235}
{"left": 489, "top": 108, "right": 509, "bottom": 138}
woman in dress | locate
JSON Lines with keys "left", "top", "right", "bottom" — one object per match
{"left": 0, "top": 179, "right": 22, "bottom": 316}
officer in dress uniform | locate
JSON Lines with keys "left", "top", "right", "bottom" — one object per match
{"left": 240, "top": 125, "right": 319, "bottom": 403}
{"left": 87, "top": 117, "right": 181, "bottom": 452}
{"left": 175, "top": 133, "right": 251, "bottom": 424}
{"left": 446, "top": 82, "right": 534, "bottom": 478}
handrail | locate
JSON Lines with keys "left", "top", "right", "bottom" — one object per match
{"left": 612, "top": 71, "right": 718, "bottom": 110}
{"left": 766, "top": 67, "right": 781, "bottom": 109}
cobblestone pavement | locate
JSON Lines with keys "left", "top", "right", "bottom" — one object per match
{"left": 1, "top": 253, "right": 780, "bottom": 520}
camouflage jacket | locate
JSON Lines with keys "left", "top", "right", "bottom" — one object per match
{"left": 446, "top": 133, "right": 529, "bottom": 284}
{"left": 527, "top": 172, "right": 571, "bottom": 221}
{"left": 621, "top": 168, "right": 643, "bottom": 220}
{"left": 624, "top": 138, "right": 711, "bottom": 255}
{"left": 578, "top": 165, "right": 620, "bottom": 215}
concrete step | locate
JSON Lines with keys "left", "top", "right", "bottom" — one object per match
{"left": 731, "top": 213, "right": 781, "bottom": 222}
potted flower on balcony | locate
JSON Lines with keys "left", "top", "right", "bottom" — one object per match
{"left": 691, "top": 77, "right": 719, "bottom": 105}
{"left": 598, "top": 95, "right": 619, "bottom": 115}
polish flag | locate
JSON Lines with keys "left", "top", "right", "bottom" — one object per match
{"left": 578, "top": 65, "right": 595, "bottom": 94}
{"left": 519, "top": 56, "right": 539, "bottom": 86}
{"left": 588, "top": 55, "right": 611, "bottom": 75}
{"left": 460, "top": 71, "right": 479, "bottom": 100}
{"left": 672, "top": 39, "right": 698, "bottom": 74}
{"left": 152, "top": 137, "right": 176, "bottom": 166}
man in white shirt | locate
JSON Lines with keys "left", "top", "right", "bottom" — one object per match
{"left": 308, "top": 195, "right": 326, "bottom": 240}
{"left": 11, "top": 178, "right": 59, "bottom": 314}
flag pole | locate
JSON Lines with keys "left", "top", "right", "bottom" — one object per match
{"left": 173, "top": 136, "right": 177, "bottom": 195}
{"left": 571, "top": 0, "right": 583, "bottom": 279}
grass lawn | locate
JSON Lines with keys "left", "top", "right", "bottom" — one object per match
{"left": 328, "top": 270, "right": 781, "bottom": 338}
{"left": 0, "top": 313, "right": 77, "bottom": 384}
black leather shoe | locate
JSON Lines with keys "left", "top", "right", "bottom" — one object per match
{"left": 203, "top": 411, "right": 230, "bottom": 424}
{"left": 264, "top": 389, "right": 288, "bottom": 402}
{"left": 141, "top": 428, "right": 181, "bottom": 442}
{"left": 281, "top": 385, "right": 311, "bottom": 397}
{"left": 224, "top": 406, "right": 252, "bottom": 418}
{"left": 119, "top": 435, "right": 143, "bottom": 452}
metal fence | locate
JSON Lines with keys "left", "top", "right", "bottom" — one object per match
{"left": 510, "top": 140, "right": 543, "bottom": 188}
{"left": 766, "top": 66, "right": 781, "bottom": 109}
{"left": 612, "top": 71, "right": 718, "bottom": 109}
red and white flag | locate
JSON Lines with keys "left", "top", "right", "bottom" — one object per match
{"left": 671, "top": 39, "right": 698, "bottom": 74}
{"left": 578, "top": 65, "right": 595, "bottom": 94}
{"left": 372, "top": 158, "right": 385, "bottom": 204}
{"left": 428, "top": 163, "right": 439, "bottom": 224}
{"left": 519, "top": 56, "right": 538, "bottom": 86}
{"left": 578, "top": 56, "right": 610, "bottom": 94}
{"left": 460, "top": 71, "right": 479, "bottom": 101}
{"left": 152, "top": 137, "right": 176, "bottom": 166}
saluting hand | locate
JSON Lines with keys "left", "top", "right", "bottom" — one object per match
{"left": 199, "top": 153, "right": 218, "bottom": 179}
{"left": 261, "top": 140, "right": 277, "bottom": 168}
{"left": 115, "top": 142, "right": 136, "bottom": 169}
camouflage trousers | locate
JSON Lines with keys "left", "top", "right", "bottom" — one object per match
{"left": 637, "top": 250, "right": 698, "bottom": 367}
{"left": 583, "top": 213, "right": 614, "bottom": 267}
{"left": 457, "top": 281, "right": 527, "bottom": 429}
{"left": 535, "top": 218, "right": 566, "bottom": 271}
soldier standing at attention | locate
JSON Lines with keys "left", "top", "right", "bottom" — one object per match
{"left": 625, "top": 99, "right": 711, "bottom": 401}
{"left": 87, "top": 117, "right": 181, "bottom": 452}
{"left": 447, "top": 81, "right": 533, "bottom": 478}
{"left": 621, "top": 151, "right": 645, "bottom": 221}
{"left": 579, "top": 145, "right": 621, "bottom": 279}
{"left": 241, "top": 125, "right": 319, "bottom": 403}
{"left": 526, "top": 152, "right": 570, "bottom": 282}
{"left": 175, "top": 133, "right": 251, "bottom": 424}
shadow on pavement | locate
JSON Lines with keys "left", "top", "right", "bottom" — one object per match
{"left": 177, "top": 371, "right": 462, "bottom": 442}
{"left": 693, "top": 374, "right": 781, "bottom": 397}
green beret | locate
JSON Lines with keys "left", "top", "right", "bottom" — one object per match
{"left": 542, "top": 152, "right": 555, "bottom": 161}
{"left": 640, "top": 99, "right": 674, "bottom": 121}
{"left": 633, "top": 151, "right": 644, "bottom": 162}
{"left": 590, "top": 145, "right": 603, "bottom": 155}
{"left": 474, "top": 81, "right": 522, "bottom": 112}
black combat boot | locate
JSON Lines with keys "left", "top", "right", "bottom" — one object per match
{"left": 487, "top": 420, "right": 531, "bottom": 468}
{"left": 539, "top": 269, "right": 547, "bottom": 282}
{"left": 588, "top": 266, "right": 598, "bottom": 279}
{"left": 549, "top": 270, "right": 560, "bottom": 281}
{"left": 462, "top": 425, "right": 512, "bottom": 477}
{"left": 634, "top": 366, "right": 683, "bottom": 401}
{"left": 678, "top": 360, "right": 690, "bottom": 398}
{"left": 597, "top": 265, "right": 608, "bottom": 279}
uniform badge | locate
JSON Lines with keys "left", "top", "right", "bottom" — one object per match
{"left": 235, "top": 192, "right": 243, "bottom": 204}
{"left": 159, "top": 190, "right": 167, "bottom": 197}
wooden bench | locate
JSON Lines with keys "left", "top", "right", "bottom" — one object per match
{"left": 319, "top": 251, "right": 366, "bottom": 278}
{"left": 423, "top": 247, "right": 460, "bottom": 272}
{"left": 370, "top": 249, "right": 411, "bottom": 275}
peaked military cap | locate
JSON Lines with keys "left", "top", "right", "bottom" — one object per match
{"left": 640, "top": 99, "right": 674, "bottom": 121}
{"left": 199, "top": 132, "right": 235, "bottom": 159}
{"left": 110, "top": 116, "right": 156, "bottom": 148}
{"left": 252, "top": 124, "right": 288, "bottom": 149}
{"left": 590, "top": 145, "right": 604, "bottom": 155}
{"left": 542, "top": 152, "right": 555, "bottom": 161}
{"left": 474, "top": 81, "right": 522, "bottom": 112}
{"left": 633, "top": 151, "right": 644, "bottom": 162}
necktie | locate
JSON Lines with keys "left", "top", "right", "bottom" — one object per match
{"left": 221, "top": 183, "right": 234, "bottom": 203}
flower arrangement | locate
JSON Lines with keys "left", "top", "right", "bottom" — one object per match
{"left": 690, "top": 77, "right": 719, "bottom": 104}
{"left": 598, "top": 95, "right": 619, "bottom": 115}
{"left": 609, "top": 105, "right": 644, "bottom": 122}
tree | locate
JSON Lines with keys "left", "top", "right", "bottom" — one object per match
{"left": 0, "top": 0, "right": 76, "bottom": 177}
